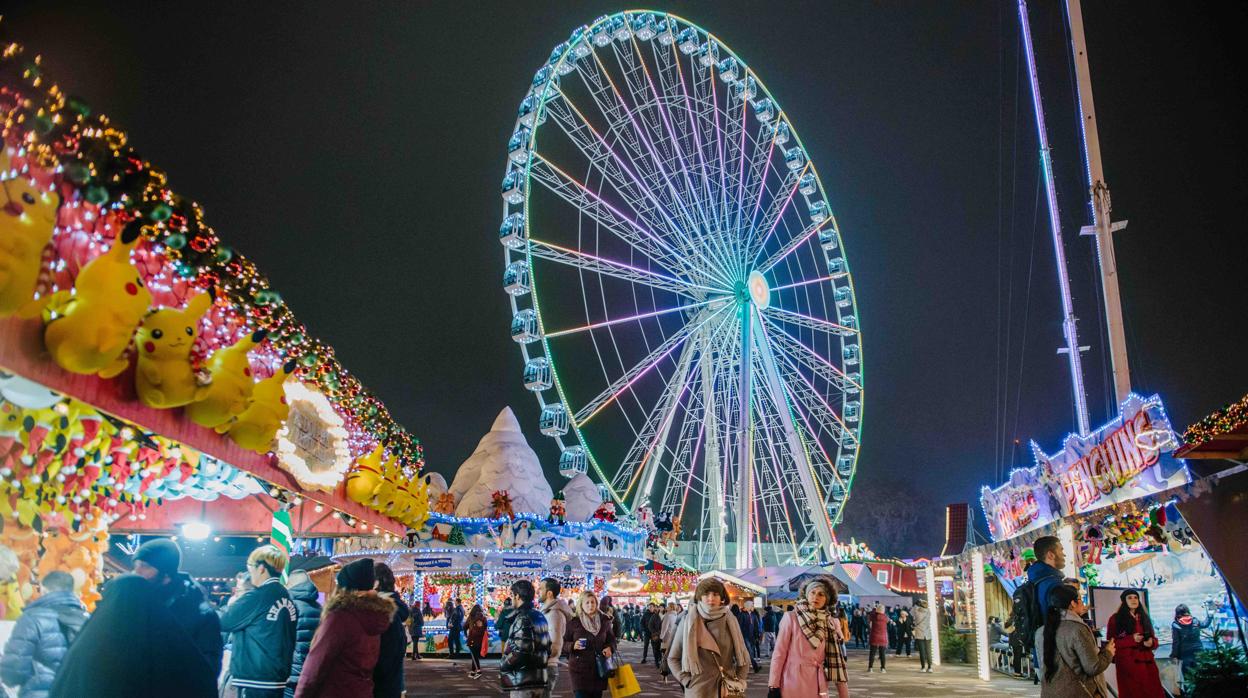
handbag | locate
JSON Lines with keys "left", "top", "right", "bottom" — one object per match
{"left": 596, "top": 653, "right": 619, "bottom": 679}
{"left": 718, "top": 667, "right": 747, "bottom": 698}
{"left": 607, "top": 663, "right": 641, "bottom": 698}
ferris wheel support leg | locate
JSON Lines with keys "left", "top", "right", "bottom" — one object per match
{"left": 754, "top": 313, "right": 837, "bottom": 562}
{"left": 735, "top": 301, "right": 755, "bottom": 569}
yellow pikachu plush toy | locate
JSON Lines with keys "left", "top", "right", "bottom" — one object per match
{"left": 0, "top": 148, "right": 60, "bottom": 316}
{"left": 38, "top": 222, "right": 152, "bottom": 378}
{"left": 134, "top": 293, "right": 213, "bottom": 409}
{"left": 226, "top": 360, "right": 294, "bottom": 453}
{"left": 346, "top": 444, "right": 385, "bottom": 506}
{"left": 186, "top": 329, "right": 266, "bottom": 431}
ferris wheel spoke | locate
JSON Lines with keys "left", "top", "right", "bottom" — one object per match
{"left": 528, "top": 156, "right": 700, "bottom": 280}
{"left": 762, "top": 305, "right": 857, "bottom": 338}
{"left": 544, "top": 89, "right": 736, "bottom": 288}
{"left": 544, "top": 297, "right": 719, "bottom": 339}
{"left": 543, "top": 96, "right": 688, "bottom": 247}
{"left": 661, "top": 39, "right": 746, "bottom": 278}
{"left": 745, "top": 162, "right": 809, "bottom": 269}
{"left": 614, "top": 39, "right": 742, "bottom": 280}
{"left": 573, "top": 304, "right": 731, "bottom": 426}
{"left": 609, "top": 41, "right": 710, "bottom": 229}
{"left": 528, "top": 239, "right": 716, "bottom": 298}
{"left": 773, "top": 353, "right": 856, "bottom": 452}
{"left": 578, "top": 51, "right": 711, "bottom": 246}
{"left": 763, "top": 318, "right": 861, "bottom": 394}
{"left": 757, "top": 217, "right": 836, "bottom": 276}
{"left": 613, "top": 338, "right": 700, "bottom": 500}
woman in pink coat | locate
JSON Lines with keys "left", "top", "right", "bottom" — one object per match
{"left": 766, "top": 577, "right": 848, "bottom": 698}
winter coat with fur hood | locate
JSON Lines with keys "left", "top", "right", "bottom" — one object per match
{"left": 293, "top": 591, "right": 395, "bottom": 698}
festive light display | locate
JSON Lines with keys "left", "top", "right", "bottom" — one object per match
{"left": 0, "top": 41, "right": 423, "bottom": 469}
{"left": 1181, "top": 391, "right": 1248, "bottom": 448}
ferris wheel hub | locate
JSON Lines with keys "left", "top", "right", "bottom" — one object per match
{"left": 746, "top": 270, "right": 771, "bottom": 309}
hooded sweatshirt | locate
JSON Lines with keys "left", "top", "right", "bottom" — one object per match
{"left": 541, "top": 597, "right": 574, "bottom": 666}
{"left": 294, "top": 591, "right": 395, "bottom": 698}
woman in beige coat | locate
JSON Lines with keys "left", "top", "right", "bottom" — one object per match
{"left": 667, "top": 578, "right": 750, "bottom": 698}
{"left": 1041, "top": 583, "right": 1116, "bottom": 698}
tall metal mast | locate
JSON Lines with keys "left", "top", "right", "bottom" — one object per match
{"left": 1018, "top": 0, "right": 1092, "bottom": 436}
{"left": 1066, "top": 0, "right": 1133, "bottom": 407}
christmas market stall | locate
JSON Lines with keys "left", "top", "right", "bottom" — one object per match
{"left": 333, "top": 408, "right": 647, "bottom": 655}
{"left": 0, "top": 40, "right": 428, "bottom": 624}
{"left": 941, "top": 394, "right": 1241, "bottom": 687}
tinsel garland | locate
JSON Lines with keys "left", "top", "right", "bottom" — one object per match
{"left": 1182, "top": 392, "right": 1248, "bottom": 448}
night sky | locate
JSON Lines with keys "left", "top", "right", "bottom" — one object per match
{"left": 4, "top": 2, "right": 1245, "bottom": 556}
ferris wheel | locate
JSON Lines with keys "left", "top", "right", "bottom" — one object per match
{"left": 498, "top": 11, "right": 863, "bottom": 568}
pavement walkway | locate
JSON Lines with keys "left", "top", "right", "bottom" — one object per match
{"left": 402, "top": 638, "right": 1041, "bottom": 697}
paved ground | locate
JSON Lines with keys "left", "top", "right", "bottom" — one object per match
{"left": 403, "top": 639, "right": 1041, "bottom": 697}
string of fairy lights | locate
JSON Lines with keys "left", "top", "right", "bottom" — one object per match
{"left": 0, "top": 42, "right": 422, "bottom": 472}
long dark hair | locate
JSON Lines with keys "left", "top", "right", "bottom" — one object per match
{"left": 1043, "top": 584, "right": 1079, "bottom": 683}
{"left": 1112, "top": 592, "right": 1153, "bottom": 640}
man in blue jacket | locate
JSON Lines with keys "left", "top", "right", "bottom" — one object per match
{"left": 0, "top": 572, "right": 87, "bottom": 698}
{"left": 1026, "top": 535, "right": 1066, "bottom": 677}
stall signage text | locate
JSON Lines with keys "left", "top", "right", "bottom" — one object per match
{"left": 981, "top": 394, "right": 1189, "bottom": 541}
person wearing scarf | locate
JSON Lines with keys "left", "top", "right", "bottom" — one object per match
{"left": 666, "top": 578, "right": 750, "bottom": 698}
{"left": 767, "top": 577, "right": 848, "bottom": 698}
{"left": 562, "top": 591, "right": 615, "bottom": 698}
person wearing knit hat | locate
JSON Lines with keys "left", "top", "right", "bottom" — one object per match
{"left": 294, "top": 557, "right": 397, "bottom": 698}
{"left": 130, "top": 537, "right": 224, "bottom": 681}
{"left": 336, "top": 558, "right": 376, "bottom": 592}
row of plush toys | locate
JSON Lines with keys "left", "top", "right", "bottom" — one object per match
{"left": 2, "top": 147, "right": 295, "bottom": 456}
{"left": 1, "top": 391, "right": 262, "bottom": 528}
{"left": 0, "top": 517, "right": 110, "bottom": 617}
{"left": 344, "top": 444, "right": 431, "bottom": 529}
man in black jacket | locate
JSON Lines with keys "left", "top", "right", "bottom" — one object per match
{"left": 408, "top": 600, "right": 424, "bottom": 659}
{"left": 373, "top": 562, "right": 411, "bottom": 698}
{"left": 499, "top": 580, "right": 550, "bottom": 698}
{"left": 283, "top": 569, "right": 321, "bottom": 698}
{"left": 131, "top": 537, "right": 224, "bottom": 680}
{"left": 644, "top": 603, "right": 663, "bottom": 668}
{"left": 447, "top": 598, "right": 465, "bottom": 658}
{"left": 219, "top": 545, "right": 297, "bottom": 697}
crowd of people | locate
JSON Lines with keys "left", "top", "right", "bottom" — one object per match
{"left": 0, "top": 538, "right": 413, "bottom": 698}
{"left": 1, "top": 533, "right": 1214, "bottom": 698}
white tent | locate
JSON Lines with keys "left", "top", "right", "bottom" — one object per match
{"left": 851, "top": 564, "right": 909, "bottom": 608}
{"left": 822, "top": 562, "right": 875, "bottom": 598}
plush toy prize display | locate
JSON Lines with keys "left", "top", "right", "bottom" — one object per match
{"left": 35, "top": 222, "right": 153, "bottom": 378}
{"left": 0, "top": 147, "right": 60, "bottom": 316}
{"left": 134, "top": 292, "right": 213, "bottom": 408}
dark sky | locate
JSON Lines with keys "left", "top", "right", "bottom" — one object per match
{"left": 5, "top": 2, "right": 1245, "bottom": 556}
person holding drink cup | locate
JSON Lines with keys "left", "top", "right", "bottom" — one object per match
{"left": 563, "top": 591, "right": 616, "bottom": 698}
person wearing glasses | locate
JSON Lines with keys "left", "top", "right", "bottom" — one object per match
{"left": 220, "top": 546, "right": 297, "bottom": 697}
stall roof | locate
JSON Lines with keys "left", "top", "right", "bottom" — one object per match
{"left": 715, "top": 565, "right": 829, "bottom": 593}
{"left": 851, "top": 565, "right": 903, "bottom": 599}
{"left": 821, "top": 562, "right": 874, "bottom": 597}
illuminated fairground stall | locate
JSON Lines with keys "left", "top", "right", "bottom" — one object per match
{"left": 937, "top": 394, "right": 1241, "bottom": 691}
{"left": 333, "top": 408, "right": 647, "bottom": 654}
{"left": 0, "top": 40, "right": 427, "bottom": 624}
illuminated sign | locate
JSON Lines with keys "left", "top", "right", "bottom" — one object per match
{"left": 981, "top": 394, "right": 1189, "bottom": 540}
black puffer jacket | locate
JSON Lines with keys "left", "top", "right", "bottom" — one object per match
{"left": 0, "top": 591, "right": 87, "bottom": 698}
{"left": 155, "top": 572, "right": 225, "bottom": 680}
{"left": 287, "top": 581, "right": 322, "bottom": 687}
{"left": 499, "top": 603, "right": 550, "bottom": 691}
{"left": 372, "top": 593, "right": 410, "bottom": 698}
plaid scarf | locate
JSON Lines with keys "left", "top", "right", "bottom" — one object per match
{"left": 794, "top": 600, "right": 842, "bottom": 678}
